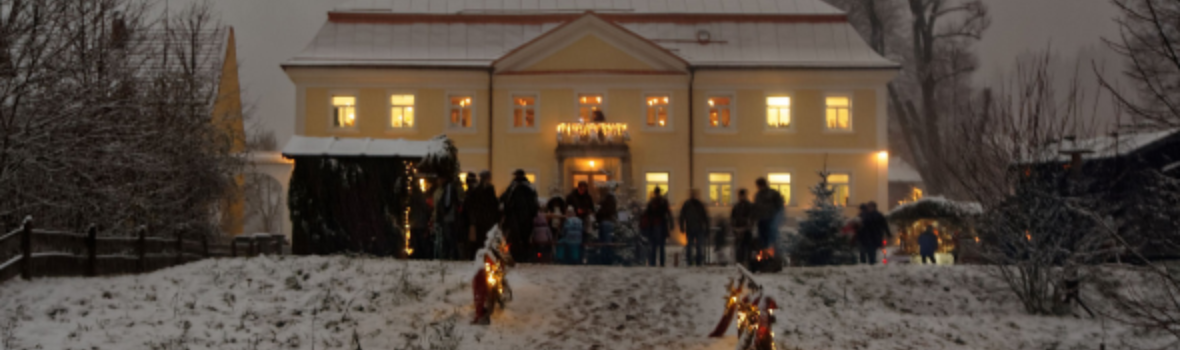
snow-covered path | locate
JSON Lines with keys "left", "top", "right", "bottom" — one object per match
{"left": 0, "top": 256, "right": 1157, "bottom": 349}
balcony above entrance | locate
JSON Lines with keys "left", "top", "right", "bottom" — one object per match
{"left": 556, "top": 122, "right": 630, "bottom": 145}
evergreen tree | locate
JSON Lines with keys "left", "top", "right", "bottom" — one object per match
{"left": 791, "top": 171, "right": 855, "bottom": 266}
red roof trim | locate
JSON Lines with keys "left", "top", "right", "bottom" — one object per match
{"left": 328, "top": 12, "right": 847, "bottom": 24}
{"left": 497, "top": 69, "right": 686, "bottom": 76}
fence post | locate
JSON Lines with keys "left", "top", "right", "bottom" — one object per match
{"left": 137, "top": 226, "right": 146, "bottom": 273}
{"left": 174, "top": 231, "right": 183, "bottom": 265}
{"left": 272, "top": 235, "right": 280, "bottom": 255}
{"left": 202, "top": 234, "right": 209, "bottom": 258}
{"left": 19, "top": 217, "right": 32, "bottom": 280}
{"left": 231, "top": 238, "right": 237, "bottom": 257}
{"left": 86, "top": 225, "right": 97, "bottom": 277}
{"left": 249, "top": 237, "right": 256, "bottom": 257}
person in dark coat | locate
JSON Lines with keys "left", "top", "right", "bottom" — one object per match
{"left": 457, "top": 172, "right": 479, "bottom": 259}
{"left": 500, "top": 169, "right": 539, "bottom": 263}
{"left": 432, "top": 176, "right": 462, "bottom": 260}
{"left": 465, "top": 171, "right": 501, "bottom": 257}
{"left": 918, "top": 225, "right": 938, "bottom": 264}
{"left": 753, "top": 178, "right": 785, "bottom": 256}
{"left": 679, "top": 189, "right": 710, "bottom": 266}
{"left": 545, "top": 196, "right": 567, "bottom": 241}
{"left": 857, "top": 201, "right": 892, "bottom": 265}
{"left": 596, "top": 184, "right": 619, "bottom": 264}
{"left": 566, "top": 181, "right": 596, "bottom": 260}
{"left": 409, "top": 180, "right": 433, "bottom": 259}
{"left": 731, "top": 188, "right": 755, "bottom": 267}
{"left": 642, "top": 187, "right": 673, "bottom": 267}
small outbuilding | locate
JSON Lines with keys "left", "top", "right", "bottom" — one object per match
{"left": 886, "top": 196, "right": 983, "bottom": 263}
{"left": 282, "top": 135, "right": 459, "bottom": 257}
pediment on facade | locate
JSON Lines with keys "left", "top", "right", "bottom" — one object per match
{"left": 494, "top": 14, "right": 688, "bottom": 74}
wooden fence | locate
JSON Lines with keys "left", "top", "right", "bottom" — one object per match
{"left": 0, "top": 217, "right": 285, "bottom": 285}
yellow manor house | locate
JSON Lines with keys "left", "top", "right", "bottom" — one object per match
{"left": 282, "top": 0, "right": 898, "bottom": 219}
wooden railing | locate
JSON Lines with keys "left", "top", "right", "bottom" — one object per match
{"left": 0, "top": 217, "right": 285, "bottom": 284}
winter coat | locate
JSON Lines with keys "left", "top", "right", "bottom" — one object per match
{"left": 560, "top": 216, "right": 584, "bottom": 244}
{"left": 432, "top": 181, "right": 462, "bottom": 224}
{"left": 500, "top": 179, "right": 540, "bottom": 231}
{"left": 531, "top": 213, "right": 554, "bottom": 245}
{"left": 642, "top": 195, "right": 673, "bottom": 231}
{"left": 465, "top": 183, "right": 501, "bottom": 231}
{"left": 596, "top": 193, "right": 618, "bottom": 223}
{"left": 566, "top": 190, "right": 596, "bottom": 220}
{"left": 918, "top": 229, "right": 938, "bottom": 255}
{"left": 857, "top": 211, "right": 891, "bottom": 249}
{"left": 730, "top": 199, "right": 755, "bottom": 233}
{"left": 679, "top": 198, "right": 710, "bottom": 232}
{"left": 753, "top": 188, "right": 785, "bottom": 221}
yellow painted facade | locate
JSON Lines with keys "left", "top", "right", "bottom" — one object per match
{"left": 286, "top": 29, "right": 895, "bottom": 222}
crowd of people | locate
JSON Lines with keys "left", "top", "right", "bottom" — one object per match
{"left": 412, "top": 169, "right": 901, "bottom": 268}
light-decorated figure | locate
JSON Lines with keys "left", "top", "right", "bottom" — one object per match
{"left": 472, "top": 225, "right": 514, "bottom": 325}
{"left": 709, "top": 265, "right": 780, "bottom": 350}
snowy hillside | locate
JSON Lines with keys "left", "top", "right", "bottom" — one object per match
{"left": 0, "top": 256, "right": 1158, "bottom": 350}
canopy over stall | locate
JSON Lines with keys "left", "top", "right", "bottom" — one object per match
{"left": 282, "top": 135, "right": 459, "bottom": 257}
{"left": 886, "top": 196, "right": 983, "bottom": 262}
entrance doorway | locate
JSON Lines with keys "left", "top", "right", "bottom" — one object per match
{"left": 571, "top": 172, "right": 610, "bottom": 189}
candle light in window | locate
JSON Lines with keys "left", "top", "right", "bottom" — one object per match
{"left": 708, "top": 98, "right": 715, "bottom": 107}
{"left": 589, "top": 160, "right": 596, "bottom": 168}
{"left": 595, "top": 96, "right": 602, "bottom": 103}
{"left": 659, "top": 120, "right": 665, "bottom": 126}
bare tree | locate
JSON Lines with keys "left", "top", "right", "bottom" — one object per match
{"left": 827, "top": 0, "right": 989, "bottom": 196}
{"left": 1102, "top": 0, "right": 1180, "bottom": 130}
{"left": 0, "top": 0, "right": 241, "bottom": 236}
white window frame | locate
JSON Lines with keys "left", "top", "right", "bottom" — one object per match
{"left": 765, "top": 169, "right": 795, "bottom": 207}
{"left": 643, "top": 170, "right": 673, "bottom": 203}
{"left": 764, "top": 91, "right": 796, "bottom": 133}
{"left": 826, "top": 171, "right": 854, "bottom": 208}
{"left": 386, "top": 91, "right": 417, "bottom": 134}
{"left": 328, "top": 90, "right": 360, "bottom": 133}
{"left": 705, "top": 169, "right": 736, "bottom": 207}
{"left": 823, "top": 92, "right": 854, "bottom": 133}
{"left": 445, "top": 92, "right": 477, "bottom": 133}
{"left": 705, "top": 92, "right": 737, "bottom": 134}
{"left": 642, "top": 92, "right": 673, "bottom": 132}
{"left": 508, "top": 92, "right": 540, "bottom": 133}
{"left": 574, "top": 91, "right": 607, "bottom": 123}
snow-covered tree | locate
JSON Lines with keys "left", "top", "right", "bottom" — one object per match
{"left": 790, "top": 171, "right": 855, "bottom": 266}
{"left": 0, "top": 0, "right": 242, "bottom": 236}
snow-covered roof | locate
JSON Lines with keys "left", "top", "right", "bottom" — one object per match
{"left": 1022, "top": 129, "right": 1179, "bottom": 164}
{"left": 282, "top": 135, "right": 451, "bottom": 158}
{"left": 888, "top": 157, "right": 922, "bottom": 183}
{"left": 285, "top": 19, "right": 895, "bottom": 69}
{"left": 887, "top": 196, "right": 983, "bottom": 226}
{"left": 334, "top": 0, "right": 843, "bottom": 15}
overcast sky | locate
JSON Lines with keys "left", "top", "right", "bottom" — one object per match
{"left": 180, "top": 0, "right": 1127, "bottom": 147}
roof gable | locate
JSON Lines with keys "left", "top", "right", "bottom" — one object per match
{"left": 495, "top": 14, "right": 688, "bottom": 74}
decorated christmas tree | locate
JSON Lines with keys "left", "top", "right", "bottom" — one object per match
{"left": 791, "top": 171, "right": 855, "bottom": 266}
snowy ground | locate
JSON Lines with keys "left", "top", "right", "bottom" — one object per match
{"left": 0, "top": 255, "right": 1161, "bottom": 350}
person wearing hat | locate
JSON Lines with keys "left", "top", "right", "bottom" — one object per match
{"left": 500, "top": 169, "right": 539, "bottom": 262}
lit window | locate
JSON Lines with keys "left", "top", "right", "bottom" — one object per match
{"left": 707, "top": 172, "right": 733, "bottom": 206}
{"left": 513, "top": 95, "right": 536, "bottom": 128}
{"left": 766, "top": 96, "right": 791, "bottom": 129}
{"left": 449, "top": 95, "right": 473, "bottom": 129}
{"left": 767, "top": 173, "right": 791, "bottom": 205}
{"left": 825, "top": 96, "right": 851, "bottom": 131}
{"left": 332, "top": 96, "right": 357, "bottom": 128}
{"left": 707, "top": 96, "right": 732, "bottom": 128}
{"left": 578, "top": 93, "right": 603, "bottom": 122}
{"left": 911, "top": 187, "right": 923, "bottom": 202}
{"left": 389, "top": 94, "right": 415, "bottom": 129}
{"left": 645, "top": 172, "right": 670, "bottom": 199}
{"left": 828, "top": 173, "right": 851, "bottom": 207}
{"left": 646, "top": 95, "right": 669, "bottom": 127}
{"left": 525, "top": 173, "right": 537, "bottom": 184}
